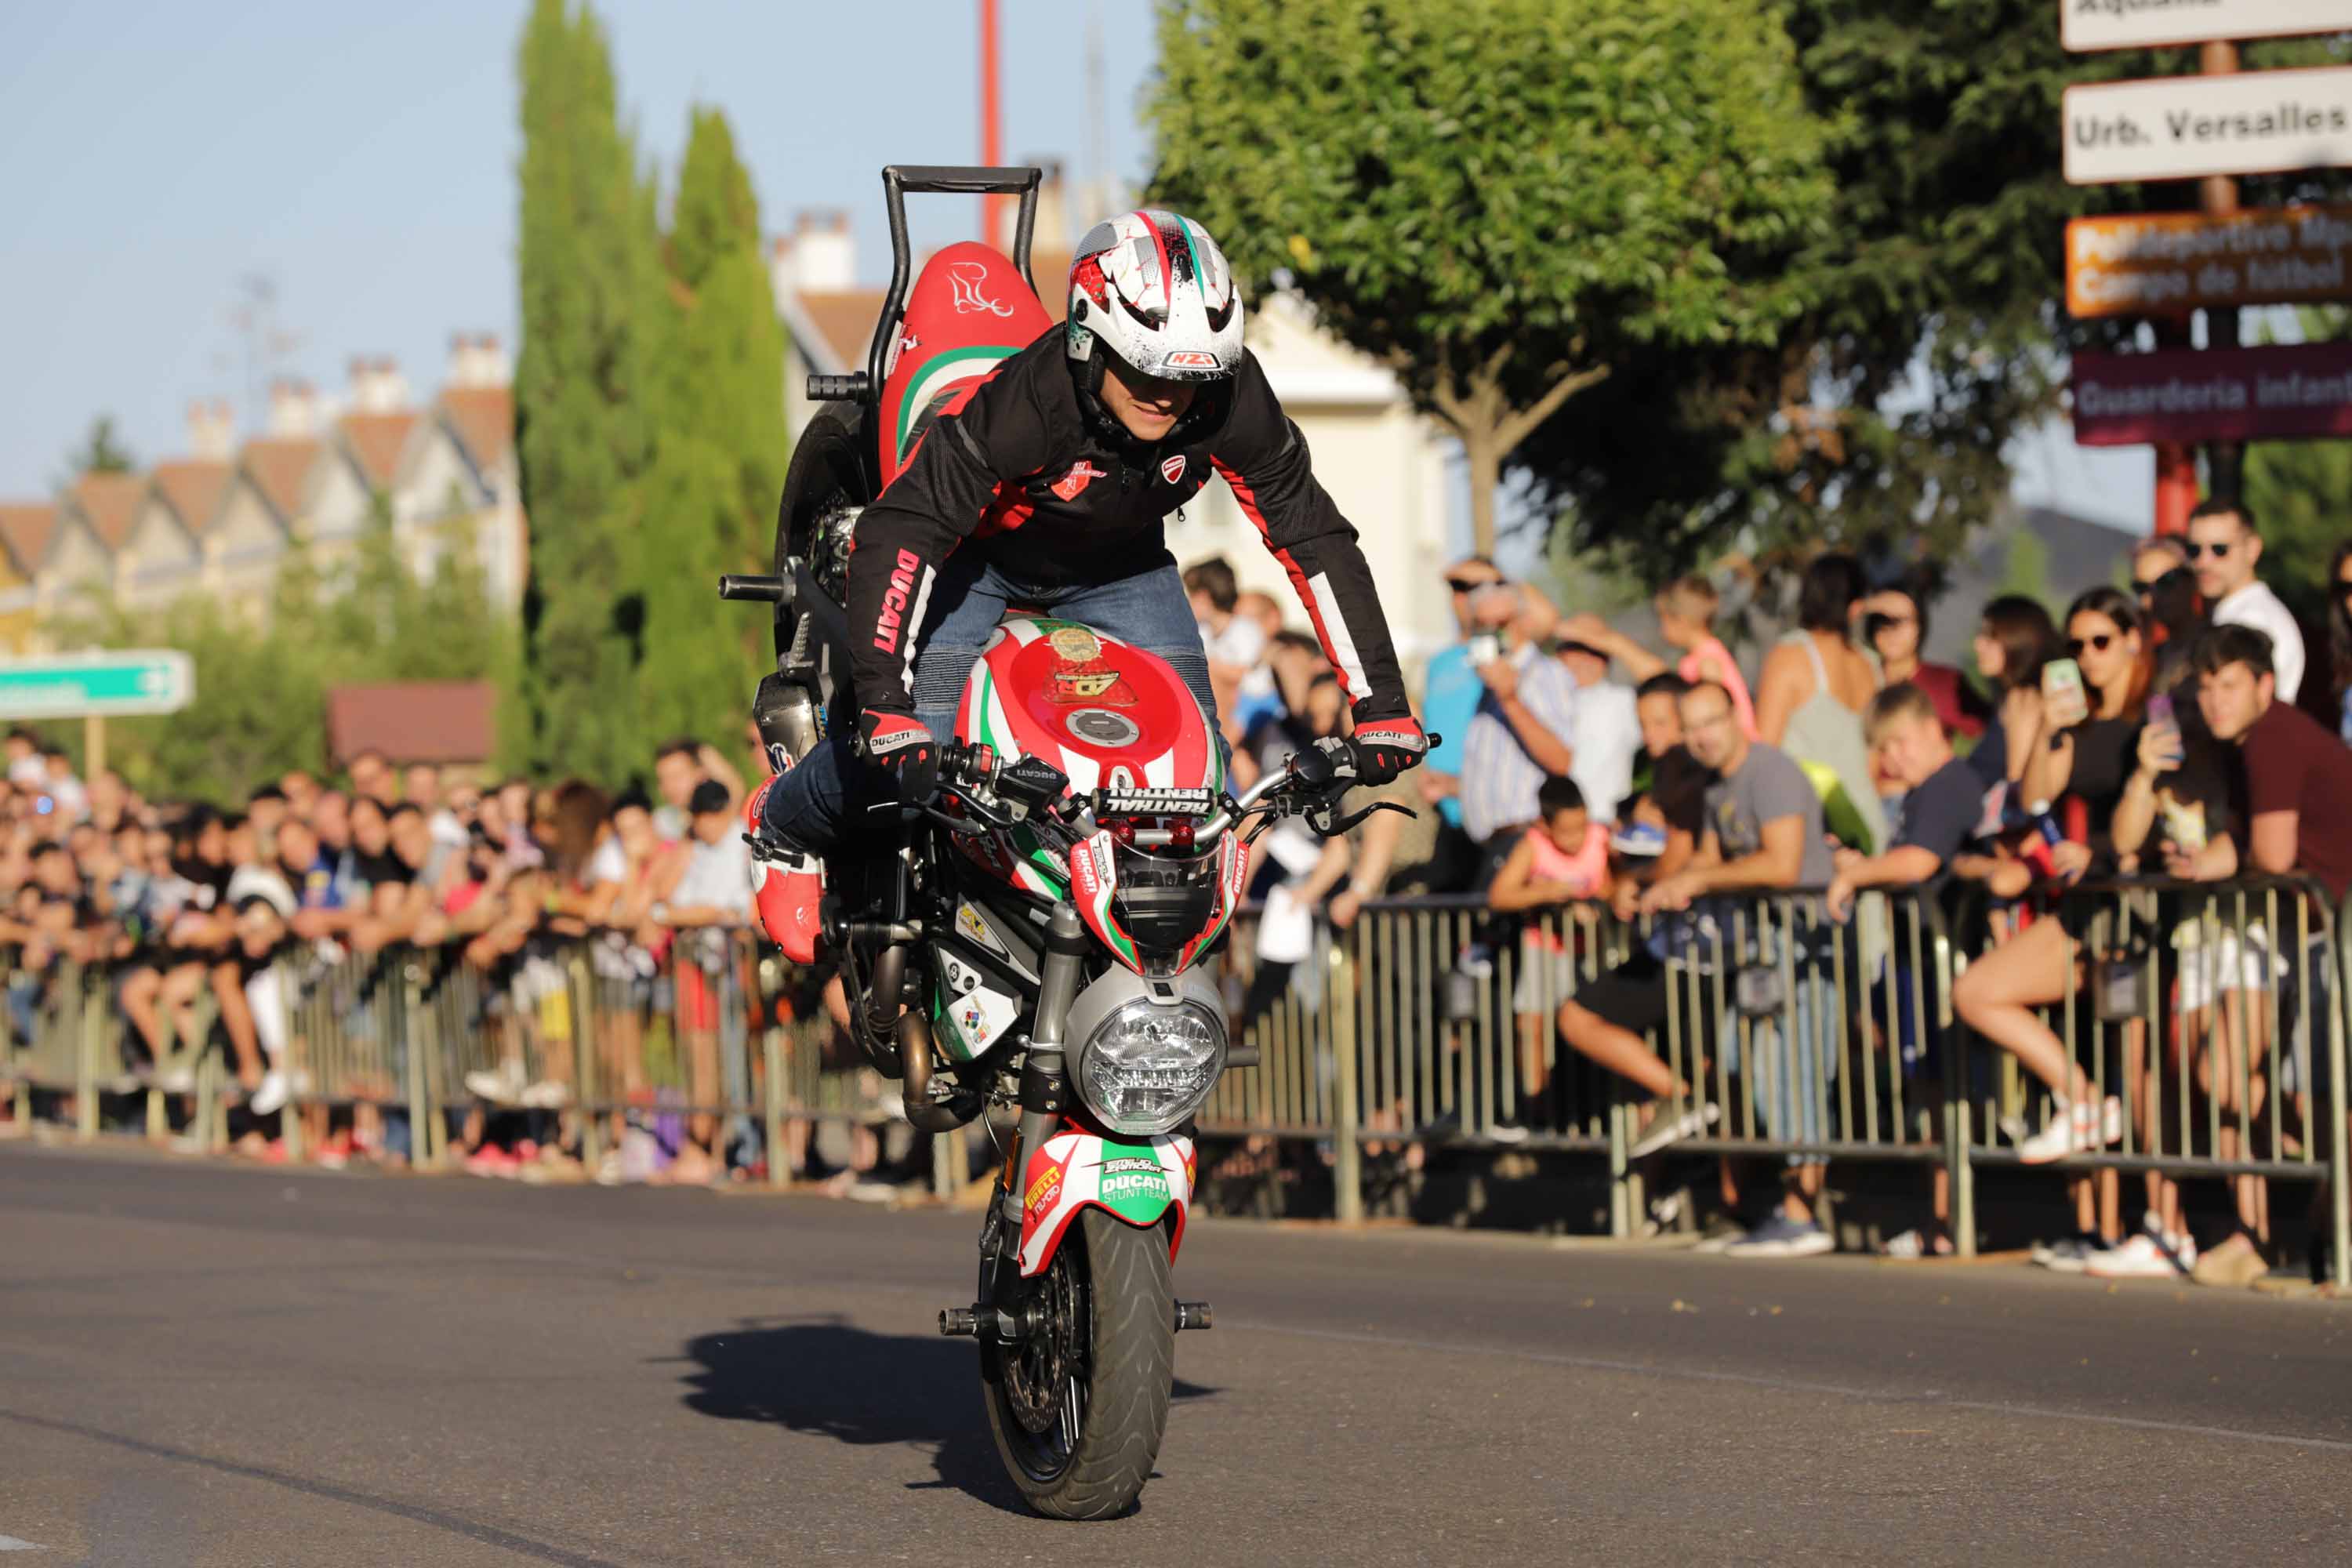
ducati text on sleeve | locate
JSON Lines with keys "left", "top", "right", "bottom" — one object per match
{"left": 874, "top": 548, "right": 924, "bottom": 653}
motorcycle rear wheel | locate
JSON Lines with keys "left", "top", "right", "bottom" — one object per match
{"left": 980, "top": 1207, "right": 1174, "bottom": 1520}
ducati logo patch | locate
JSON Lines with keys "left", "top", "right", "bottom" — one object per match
{"left": 1051, "top": 460, "right": 1107, "bottom": 502}
{"left": 1160, "top": 453, "right": 1186, "bottom": 485}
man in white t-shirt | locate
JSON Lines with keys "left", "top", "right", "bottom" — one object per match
{"left": 2188, "top": 497, "right": 2305, "bottom": 705}
{"left": 1555, "top": 635, "right": 1641, "bottom": 824}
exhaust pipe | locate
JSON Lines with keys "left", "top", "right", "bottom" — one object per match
{"left": 898, "top": 1011, "right": 978, "bottom": 1132}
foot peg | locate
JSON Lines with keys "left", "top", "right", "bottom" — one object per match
{"left": 1174, "top": 1301, "right": 1213, "bottom": 1332}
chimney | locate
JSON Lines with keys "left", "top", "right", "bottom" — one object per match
{"left": 348, "top": 356, "right": 410, "bottom": 413}
{"left": 447, "top": 332, "right": 510, "bottom": 390}
{"left": 187, "top": 398, "right": 234, "bottom": 462}
{"left": 1018, "top": 156, "right": 1069, "bottom": 250}
{"left": 267, "top": 379, "right": 318, "bottom": 438}
{"left": 771, "top": 209, "right": 855, "bottom": 299}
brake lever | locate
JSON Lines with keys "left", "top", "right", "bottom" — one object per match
{"left": 1311, "top": 799, "right": 1412, "bottom": 839}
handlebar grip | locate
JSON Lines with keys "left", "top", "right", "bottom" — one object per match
{"left": 808, "top": 372, "right": 870, "bottom": 402}
{"left": 717, "top": 574, "right": 792, "bottom": 603}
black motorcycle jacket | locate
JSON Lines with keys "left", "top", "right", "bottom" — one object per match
{"left": 845, "top": 324, "right": 1413, "bottom": 724}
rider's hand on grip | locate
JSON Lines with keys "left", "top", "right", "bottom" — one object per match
{"left": 858, "top": 709, "right": 942, "bottom": 803}
{"left": 1348, "top": 717, "right": 1428, "bottom": 786}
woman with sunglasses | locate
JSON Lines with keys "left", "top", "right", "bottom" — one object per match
{"left": 2325, "top": 540, "right": 2352, "bottom": 742}
{"left": 1954, "top": 586, "right": 2150, "bottom": 1164}
{"left": 1862, "top": 579, "right": 1987, "bottom": 743}
{"left": 2130, "top": 535, "right": 2205, "bottom": 697}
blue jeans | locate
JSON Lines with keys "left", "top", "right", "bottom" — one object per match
{"left": 760, "top": 551, "right": 1216, "bottom": 854}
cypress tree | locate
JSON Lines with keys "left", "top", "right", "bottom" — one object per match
{"left": 634, "top": 107, "right": 786, "bottom": 769}
{"left": 514, "top": 0, "right": 662, "bottom": 782}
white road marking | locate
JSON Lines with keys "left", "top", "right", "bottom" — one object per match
{"left": 0, "top": 1536, "right": 45, "bottom": 1551}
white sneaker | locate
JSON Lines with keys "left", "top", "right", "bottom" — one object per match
{"left": 2016, "top": 1094, "right": 2124, "bottom": 1164}
{"left": 464, "top": 1063, "right": 527, "bottom": 1107}
{"left": 2031, "top": 1233, "right": 2114, "bottom": 1274}
{"left": 519, "top": 1079, "right": 572, "bottom": 1110}
{"left": 249, "top": 1069, "right": 289, "bottom": 1117}
{"left": 2086, "top": 1229, "right": 2197, "bottom": 1279}
{"left": 1629, "top": 1102, "right": 1719, "bottom": 1159}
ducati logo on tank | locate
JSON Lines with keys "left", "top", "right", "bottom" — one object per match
{"left": 946, "top": 260, "right": 1014, "bottom": 318}
{"left": 1160, "top": 453, "right": 1186, "bottom": 485}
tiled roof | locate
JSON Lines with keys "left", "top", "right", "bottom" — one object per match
{"left": 440, "top": 387, "right": 512, "bottom": 470}
{"left": 149, "top": 459, "right": 232, "bottom": 535}
{"left": 68, "top": 471, "right": 145, "bottom": 551}
{"left": 241, "top": 437, "right": 323, "bottom": 522}
{"left": 340, "top": 411, "right": 419, "bottom": 488}
{"left": 0, "top": 503, "right": 57, "bottom": 576}
{"left": 325, "top": 680, "right": 496, "bottom": 765}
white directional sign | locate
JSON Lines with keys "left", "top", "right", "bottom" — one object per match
{"left": 2063, "top": 1, "right": 2352, "bottom": 53}
{"left": 0, "top": 650, "right": 194, "bottom": 719}
{"left": 2064, "top": 65, "right": 2352, "bottom": 183}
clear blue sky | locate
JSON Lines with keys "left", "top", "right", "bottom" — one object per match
{"left": 0, "top": 1, "right": 2147, "bottom": 536}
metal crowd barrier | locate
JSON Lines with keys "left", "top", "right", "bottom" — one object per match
{"left": 0, "top": 929, "right": 904, "bottom": 1188}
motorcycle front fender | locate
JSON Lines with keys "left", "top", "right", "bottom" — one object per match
{"left": 1016, "top": 1126, "right": 1195, "bottom": 1278}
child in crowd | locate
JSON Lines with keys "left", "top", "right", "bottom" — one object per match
{"left": 1488, "top": 775, "right": 1613, "bottom": 1136}
{"left": 1656, "top": 577, "right": 1757, "bottom": 740}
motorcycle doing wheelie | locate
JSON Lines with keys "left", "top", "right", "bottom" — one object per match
{"left": 719, "top": 165, "right": 1412, "bottom": 1519}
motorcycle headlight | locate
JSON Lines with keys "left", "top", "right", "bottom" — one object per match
{"left": 1076, "top": 998, "right": 1225, "bottom": 1135}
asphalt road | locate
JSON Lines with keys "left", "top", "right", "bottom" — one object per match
{"left": 3, "top": 1142, "right": 2350, "bottom": 1566}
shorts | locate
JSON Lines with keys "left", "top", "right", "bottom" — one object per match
{"left": 1512, "top": 930, "right": 1579, "bottom": 1015}
{"left": 677, "top": 965, "right": 720, "bottom": 1033}
{"left": 2170, "top": 924, "right": 2273, "bottom": 1016}
{"left": 1567, "top": 953, "right": 1720, "bottom": 1060}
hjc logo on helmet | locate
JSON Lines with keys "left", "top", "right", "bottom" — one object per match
{"left": 948, "top": 260, "right": 1013, "bottom": 318}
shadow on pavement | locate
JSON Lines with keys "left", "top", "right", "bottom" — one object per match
{"left": 675, "top": 1316, "right": 1216, "bottom": 1515}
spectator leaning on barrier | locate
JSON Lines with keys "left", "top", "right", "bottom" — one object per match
{"left": 2132, "top": 534, "right": 2205, "bottom": 697}
{"left": 1456, "top": 582, "right": 1579, "bottom": 881}
{"left": 1552, "top": 632, "right": 1640, "bottom": 825}
{"left": 2187, "top": 496, "right": 2305, "bottom": 706}
{"left": 1650, "top": 678, "right": 1840, "bottom": 1258}
{"left": 2194, "top": 623, "right": 2352, "bottom": 901}
{"left": 1486, "top": 774, "right": 1612, "bottom": 1134}
{"left": 1825, "top": 684, "right": 1981, "bottom": 923}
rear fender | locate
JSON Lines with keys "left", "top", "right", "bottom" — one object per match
{"left": 1017, "top": 1126, "right": 1195, "bottom": 1278}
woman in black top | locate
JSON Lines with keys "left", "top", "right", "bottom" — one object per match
{"left": 1966, "top": 595, "right": 2058, "bottom": 794}
{"left": 1953, "top": 586, "right": 2149, "bottom": 1167}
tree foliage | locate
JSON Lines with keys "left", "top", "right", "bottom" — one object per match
{"left": 1146, "top": 0, "right": 1837, "bottom": 557}
{"left": 46, "top": 492, "right": 514, "bottom": 804}
{"left": 514, "top": 0, "right": 664, "bottom": 782}
{"left": 65, "top": 416, "right": 136, "bottom": 479}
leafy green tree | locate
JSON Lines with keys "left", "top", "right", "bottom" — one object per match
{"left": 1148, "top": 0, "right": 1837, "bottom": 557}
{"left": 514, "top": 0, "right": 664, "bottom": 782}
{"left": 65, "top": 416, "right": 136, "bottom": 478}
{"left": 1515, "top": 5, "right": 2352, "bottom": 582}
{"left": 1994, "top": 525, "right": 2060, "bottom": 624}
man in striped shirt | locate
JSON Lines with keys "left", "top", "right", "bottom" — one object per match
{"left": 1457, "top": 583, "right": 1579, "bottom": 885}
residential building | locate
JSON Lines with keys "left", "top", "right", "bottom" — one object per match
{"left": 0, "top": 336, "right": 524, "bottom": 653}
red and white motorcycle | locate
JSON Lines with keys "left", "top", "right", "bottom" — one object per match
{"left": 720, "top": 165, "right": 1403, "bottom": 1518}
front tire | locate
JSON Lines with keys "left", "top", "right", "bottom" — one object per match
{"left": 981, "top": 1207, "right": 1174, "bottom": 1519}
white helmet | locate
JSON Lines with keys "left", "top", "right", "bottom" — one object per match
{"left": 1065, "top": 209, "right": 1244, "bottom": 385}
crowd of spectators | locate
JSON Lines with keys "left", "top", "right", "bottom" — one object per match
{"left": 0, "top": 728, "right": 942, "bottom": 1192}
{"left": 1192, "top": 497, "right": 2350, "bottom": 1283}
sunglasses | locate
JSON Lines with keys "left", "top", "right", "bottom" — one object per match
{"left": 1446, "top": 577, "right": 1490, "bottom": 594}
{"left": 2184, "top": 541, "right": 2231, "bottom": 560}
{"left": 2131, "top": 567, "right": 2189, "bottom": 596}
{"left": 2067, "top": 633, "right": 2116, "bottom": 656}
{"left": 2338, "top": 580, "right": 2352, "bottom": 601}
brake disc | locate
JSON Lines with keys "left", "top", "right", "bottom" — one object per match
{"left": 1004, "top": 1251, "right": 1081, "bottom": 1436}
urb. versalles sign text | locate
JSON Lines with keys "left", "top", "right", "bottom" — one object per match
{"left": 2063, "top": 1, "right": 2352, "bottom": 54}
{"left": 2065, "top": 65, "right": 2352, "bottom": 183}
{"left": 2072, "top": 341, "right": 2352, "bottom": 445}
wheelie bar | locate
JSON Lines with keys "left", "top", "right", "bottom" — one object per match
{"left": 939, "top": 1301, "right": 1212, "bottom": 1338}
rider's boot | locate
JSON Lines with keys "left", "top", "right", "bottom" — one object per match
{"left": 744, "top": 776, "right": 825, "bottom": 965}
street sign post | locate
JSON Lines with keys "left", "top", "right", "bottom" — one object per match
{"left": 0, "top": 650, "right": 194, "bottom": 775}
{"left": 2066, "top": 204, "right": 2352, "bottom": 315}
{"left": 2064, "top": 65, "right": 2352, "bottom": 183}
{"left": 2072, "top": 340, "right": 2352, "bottom": 445}
{"left": 0, "top": 651, "right": 194, "bottom": 720}
{"left": 2063, "top": 1, "right": 2352, "bottom": 54}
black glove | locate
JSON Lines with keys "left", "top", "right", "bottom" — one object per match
{"left": 858, "top": 709, "right": 942, "bottom": 803}
{"left": 1348, "top": 716, "right": 1428, "bottom": 786}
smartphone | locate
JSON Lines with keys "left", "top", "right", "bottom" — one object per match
{"left": 1468, "top": 633, "right": 1503, "bottom": 666}
{"left": 2041, "top": 658, "right": 2090, "bottom": 728}
{"left": 2147, "top": 691, "right": 2185, "bottom": 767}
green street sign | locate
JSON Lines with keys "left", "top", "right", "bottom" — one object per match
{"left": 0, "top": 651, "right": 194, "bottom": 719}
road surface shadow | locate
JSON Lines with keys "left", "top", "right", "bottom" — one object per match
{"left": 676, "top": 1316, "right": 1217, "bottom": 1515}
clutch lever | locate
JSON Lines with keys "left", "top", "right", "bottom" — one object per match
{"left": 1308, "top": 798, "right": 1414, "bottom": 839}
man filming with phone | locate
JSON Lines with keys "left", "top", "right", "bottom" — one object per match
{"left": 1454, "top": 581, "right": 1578, "bottom": 885}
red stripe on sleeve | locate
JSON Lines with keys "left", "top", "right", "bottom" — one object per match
{"left": 1213, "top": 459, "right": 1363, "bottom": 706}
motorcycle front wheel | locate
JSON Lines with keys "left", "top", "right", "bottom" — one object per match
{"left": 980, "top": 1206, "right": 1174, "bottom": 1519}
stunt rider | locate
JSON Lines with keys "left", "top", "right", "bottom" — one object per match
{"left": 746, "top": 208, "right": 1427, "bottom": 960}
